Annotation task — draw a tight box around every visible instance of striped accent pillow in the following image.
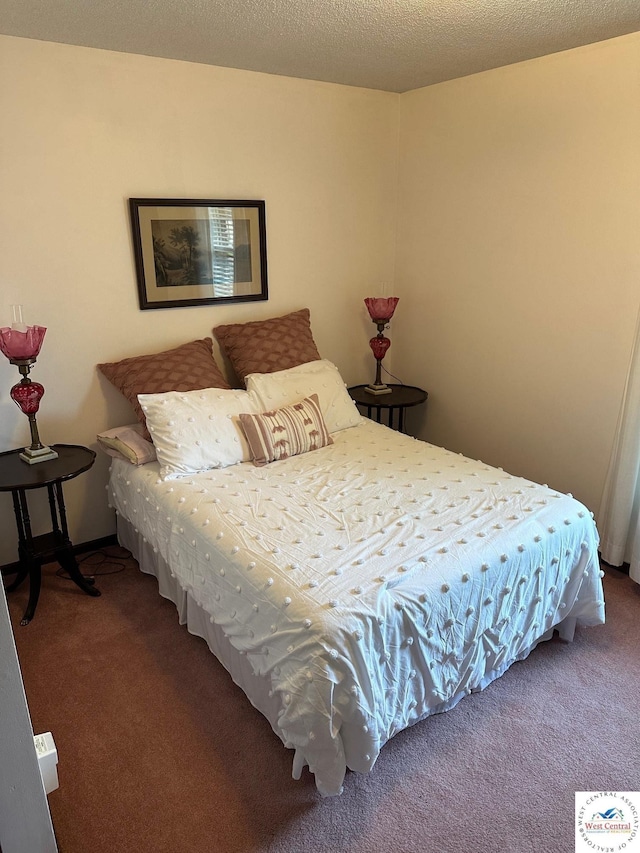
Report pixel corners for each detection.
[238,394,332,467]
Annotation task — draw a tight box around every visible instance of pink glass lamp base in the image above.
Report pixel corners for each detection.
[365,334,392,395]
[10,377,58,465]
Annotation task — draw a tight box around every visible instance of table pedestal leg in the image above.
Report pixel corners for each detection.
[20,562,41,626]
[57,550,101,597]
[5,562,29,593]
[54,481,100,597]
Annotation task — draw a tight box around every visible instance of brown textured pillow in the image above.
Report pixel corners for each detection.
[98,338,230,438]
[238,394,332,466]
[213,308,321,385]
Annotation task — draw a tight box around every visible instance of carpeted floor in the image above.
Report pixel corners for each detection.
[7,548,640,853]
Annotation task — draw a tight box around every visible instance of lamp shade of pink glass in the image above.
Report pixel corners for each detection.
[0,325,47,361]
[364,297,399,323]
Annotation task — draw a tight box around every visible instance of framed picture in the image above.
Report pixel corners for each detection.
[129,198,268,310]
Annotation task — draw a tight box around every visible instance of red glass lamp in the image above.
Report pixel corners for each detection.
[364,296,399,395]
[0,305,58,464]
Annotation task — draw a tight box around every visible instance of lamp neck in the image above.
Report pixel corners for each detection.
[374,357,383,387]
[26,411,44,451]
[15,361,35,382]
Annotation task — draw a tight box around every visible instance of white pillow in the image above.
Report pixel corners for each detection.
[138,387,261,480]
[245,359,361,434]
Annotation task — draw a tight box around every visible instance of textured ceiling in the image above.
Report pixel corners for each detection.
[1,0,639,92]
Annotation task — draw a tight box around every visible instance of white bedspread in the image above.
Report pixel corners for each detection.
[108,418,605,796]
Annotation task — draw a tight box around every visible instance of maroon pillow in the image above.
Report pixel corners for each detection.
[213,308,321,385]
[98,338,230,438]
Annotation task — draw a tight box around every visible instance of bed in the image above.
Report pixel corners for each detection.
[99,311,606,796]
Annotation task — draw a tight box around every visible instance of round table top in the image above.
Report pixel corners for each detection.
[0,444,96,492]
[348,384,428,409]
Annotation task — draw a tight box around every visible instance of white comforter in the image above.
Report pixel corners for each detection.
[108,418,605,796]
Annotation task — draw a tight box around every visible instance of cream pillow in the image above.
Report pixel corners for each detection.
[97,423,157,465]
[245,359,361,434]
[138,387,261,480]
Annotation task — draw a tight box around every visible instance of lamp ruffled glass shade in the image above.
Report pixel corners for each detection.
[364,297,399,323]
[0,325,47,361]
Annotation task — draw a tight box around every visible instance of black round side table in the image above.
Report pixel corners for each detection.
[0,444,100,625]
[348,384,428,433]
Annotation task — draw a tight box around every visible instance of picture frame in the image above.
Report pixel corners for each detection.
[129,198,268,310]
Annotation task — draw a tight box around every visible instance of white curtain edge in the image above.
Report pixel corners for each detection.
[597,301,640,584]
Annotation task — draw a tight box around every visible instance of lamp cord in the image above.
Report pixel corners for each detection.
[55,548,127,581]
[381,363,405,385]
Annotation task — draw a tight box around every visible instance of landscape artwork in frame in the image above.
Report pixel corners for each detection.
[129,198,268,310]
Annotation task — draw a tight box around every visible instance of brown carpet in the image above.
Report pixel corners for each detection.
[7,549,640,853]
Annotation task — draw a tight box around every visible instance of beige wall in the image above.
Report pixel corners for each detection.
[395,32,640,515]
[2,32,639,566]
[0,36,398,564]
